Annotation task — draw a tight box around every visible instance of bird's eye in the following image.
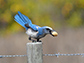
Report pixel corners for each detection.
[46,28,51,32]
[46,28,50,30]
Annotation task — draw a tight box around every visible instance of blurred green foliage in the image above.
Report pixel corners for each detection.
[0,0,84,35]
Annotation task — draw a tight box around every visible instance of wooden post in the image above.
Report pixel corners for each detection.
[27,42,43,63]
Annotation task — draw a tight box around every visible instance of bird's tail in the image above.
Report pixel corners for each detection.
[14,11,32,29]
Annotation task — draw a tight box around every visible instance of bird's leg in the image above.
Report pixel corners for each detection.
[37,39,39,42]
[37,39,42,42]
[29,37,31,40]
[29,37,36,42]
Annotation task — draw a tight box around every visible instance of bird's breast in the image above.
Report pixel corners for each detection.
[26,28,38,38]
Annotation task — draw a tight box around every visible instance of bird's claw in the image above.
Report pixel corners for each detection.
[32,40,37,42]
[29,37,42,42]
[38,40,42,42]
[32,40,42,42]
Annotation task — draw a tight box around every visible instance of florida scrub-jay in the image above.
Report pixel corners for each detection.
[14,11,58,42]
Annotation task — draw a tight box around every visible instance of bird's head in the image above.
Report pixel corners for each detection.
[43,26,58,37]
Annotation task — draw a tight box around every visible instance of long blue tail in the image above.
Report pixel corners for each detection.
[14,11,32,30]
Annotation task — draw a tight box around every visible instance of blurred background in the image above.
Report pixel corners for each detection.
[0,0,84,63]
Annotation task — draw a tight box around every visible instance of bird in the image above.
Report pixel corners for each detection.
[14,11,58,42]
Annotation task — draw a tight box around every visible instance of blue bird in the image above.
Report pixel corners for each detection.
[14,11,58,42]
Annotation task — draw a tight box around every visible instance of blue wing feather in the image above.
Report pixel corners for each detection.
[18,11,28,24]
[14,11,39,31]
[29,24,39,31]
[14,14,27,28]
[22,15,32,24]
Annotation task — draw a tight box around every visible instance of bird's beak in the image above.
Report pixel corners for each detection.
[50,30,58,37]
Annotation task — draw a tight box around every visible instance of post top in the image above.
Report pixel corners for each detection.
[27,42,42,45]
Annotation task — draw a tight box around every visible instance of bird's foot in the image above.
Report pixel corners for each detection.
[32,40,42,42]
[29,37,36,42]
[38,40,42,42]
[32,40,37,42]
[37,39,42,42]
[29,37,41,42]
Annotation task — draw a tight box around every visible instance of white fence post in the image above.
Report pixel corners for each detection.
[27,42,43,63]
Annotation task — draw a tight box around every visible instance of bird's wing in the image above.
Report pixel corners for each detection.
[25,24,39,31]
[14,14,28,29]
[14,11,38,31]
